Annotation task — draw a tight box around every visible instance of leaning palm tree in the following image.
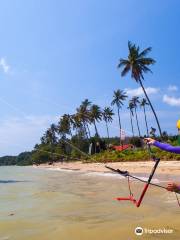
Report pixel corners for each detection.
[118,41,162,137]
[140,98,149,137]
[111,89,127,144]
[127,101,135,138]
[130,97,141,137]
[89,104,102,136]
[102,107,114,140]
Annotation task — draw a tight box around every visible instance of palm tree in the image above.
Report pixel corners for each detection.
[57,114,72,138]
[81,99,92,138]
[76,105,89,139]
[111,89,127,144]
[41,124,58,145]
[127,101,135,138]
[130,97,141,137]
[140,98,149,137]
[89,104,102,136]
[118,41,162,137]
[102,107,114,140]
[71,113,82,135]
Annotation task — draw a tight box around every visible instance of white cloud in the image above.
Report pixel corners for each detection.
[125,87,159,97]
[168,85,178,91]
[163,94,180,107]
[0,57,10,73]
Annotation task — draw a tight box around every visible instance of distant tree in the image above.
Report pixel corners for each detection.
[81,99,92,138]
[57,114,72,138]
[130,96,141,137]
[89,104,102,136]
[111,89,127,144]
[140,98,149,137]
[41,124,58,145]
[102,107,114,140]
[127,101,135,138]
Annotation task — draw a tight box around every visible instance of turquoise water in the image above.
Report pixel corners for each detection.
[0,166,179,240]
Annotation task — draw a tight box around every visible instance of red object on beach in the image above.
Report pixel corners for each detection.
[112,144,132,151]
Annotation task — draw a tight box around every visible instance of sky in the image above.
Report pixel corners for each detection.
[0,0,180,156]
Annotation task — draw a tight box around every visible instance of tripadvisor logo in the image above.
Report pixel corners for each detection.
[135,227,143,236]
[134,226,173,236]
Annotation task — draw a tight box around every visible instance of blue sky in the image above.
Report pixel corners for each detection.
[0,0,180,156]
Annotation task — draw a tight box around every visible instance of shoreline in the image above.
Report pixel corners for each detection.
[34,160,180,175]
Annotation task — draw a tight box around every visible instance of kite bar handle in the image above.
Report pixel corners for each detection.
[116,196,137,204]
[136,183,149,207]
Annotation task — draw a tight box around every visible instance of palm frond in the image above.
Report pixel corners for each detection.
[121,63,131,77]
[117,59,129,68]
[138,58,156,65]
[128,41,133,52]
[138,47,152,58]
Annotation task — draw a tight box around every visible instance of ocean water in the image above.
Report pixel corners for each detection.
[0,166,179,240]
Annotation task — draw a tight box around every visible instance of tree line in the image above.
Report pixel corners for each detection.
[1,41,167,165]
[31,41,164,164]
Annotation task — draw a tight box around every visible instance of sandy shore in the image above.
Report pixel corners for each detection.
[34,160,180,175]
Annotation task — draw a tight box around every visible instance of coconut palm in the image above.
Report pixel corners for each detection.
[81,99,92,138]
[57,114,72,138]
[118,41,162,137]
[127,101,135,138]
[71,113,82,135]
[102,107,114,140]
[140,98,149,137]
[43,124,58,145]
[130,97,141,137]
[89,104,102,136]
[111,89,127,143]
[76,105,90,139]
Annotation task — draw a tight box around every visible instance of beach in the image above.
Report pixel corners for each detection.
[35,160,180,175]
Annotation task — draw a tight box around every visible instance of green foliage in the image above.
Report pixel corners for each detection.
[16,152,33,166]
[85,146,180,163]
[0,152,32,166]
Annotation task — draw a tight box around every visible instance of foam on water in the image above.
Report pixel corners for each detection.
[45,167,76,172]
[84,171,124,178]
[43,167,163,183]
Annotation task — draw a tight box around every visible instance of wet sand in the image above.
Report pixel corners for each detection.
[35,160,180,175]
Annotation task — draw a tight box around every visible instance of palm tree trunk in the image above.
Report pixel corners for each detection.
[117,107,122,145]
[139,79,162,137]
[105,120,110,140]
[134,107,141,137]
[129,110,135,138]
[83,121,89,139]
[86,123,91,138]
[143,106,149,137]
[94,120,99,136]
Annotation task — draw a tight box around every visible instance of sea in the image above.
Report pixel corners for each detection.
[0,166,179,240]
